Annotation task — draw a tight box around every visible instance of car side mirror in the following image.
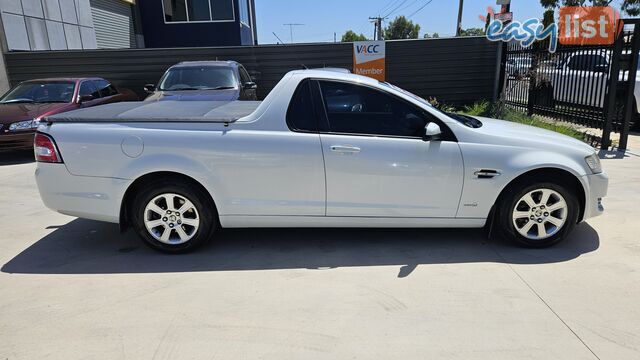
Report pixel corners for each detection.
[77,94,94,104]
[144,84,156,93]
[423,122,442,142]
[243,81,257,90]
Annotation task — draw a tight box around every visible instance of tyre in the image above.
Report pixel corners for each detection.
[495,181,579,248]
[131,179,217,253]
[632,109,640,132]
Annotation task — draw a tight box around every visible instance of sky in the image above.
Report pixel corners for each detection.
[254,0,629,44]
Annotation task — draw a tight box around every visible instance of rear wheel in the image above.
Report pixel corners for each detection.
[496,181,579,248]
[131,179,216,253]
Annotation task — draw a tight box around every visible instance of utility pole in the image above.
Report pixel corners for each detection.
[369,16,385,40]
[496,0,512,101]
[283,23,304,44]
[455,0,464,37]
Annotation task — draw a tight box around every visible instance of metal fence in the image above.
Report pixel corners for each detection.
[501,19,640,149]
[3,37,499,106]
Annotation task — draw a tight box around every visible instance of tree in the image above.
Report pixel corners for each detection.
[423,32,440,39]
[459,27,485,37]
[341,30,368,42]
[384,16,420,40]
[540,0,640,16]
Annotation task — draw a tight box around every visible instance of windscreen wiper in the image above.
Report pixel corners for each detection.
[165,87,201,91]
[201,86,236,90]
[1,99,35,104]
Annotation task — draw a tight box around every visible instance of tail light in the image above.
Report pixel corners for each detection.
[34,133,63,163]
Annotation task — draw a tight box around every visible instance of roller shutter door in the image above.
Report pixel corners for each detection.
[90,0,135,48]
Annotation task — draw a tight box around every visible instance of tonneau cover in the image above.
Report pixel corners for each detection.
[45,100,261,123]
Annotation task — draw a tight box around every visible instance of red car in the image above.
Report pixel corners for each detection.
[0,78,138,152]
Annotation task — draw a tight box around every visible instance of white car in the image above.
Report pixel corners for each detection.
[34,70,608,253]
[541,51,639,126]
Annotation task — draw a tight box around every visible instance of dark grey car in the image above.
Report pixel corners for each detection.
[144,61,258,102]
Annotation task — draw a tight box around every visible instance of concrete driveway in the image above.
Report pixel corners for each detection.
[0,147,639,360]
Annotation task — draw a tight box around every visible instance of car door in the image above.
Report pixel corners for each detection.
[316,80,464,218]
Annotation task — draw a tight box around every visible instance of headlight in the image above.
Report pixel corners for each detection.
[585,153,602,174]
[9,119,40,131]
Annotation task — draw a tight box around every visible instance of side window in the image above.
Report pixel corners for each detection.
[286,79,318,132]
[78,81,99,99]
[318,80,427,138]
[239,67,251,84]
[93,80,118,98]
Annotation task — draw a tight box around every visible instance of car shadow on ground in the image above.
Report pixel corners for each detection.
[0,150,34,166]
[1,219,600,276]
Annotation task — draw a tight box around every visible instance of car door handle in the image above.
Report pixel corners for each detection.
[331,145,361,154]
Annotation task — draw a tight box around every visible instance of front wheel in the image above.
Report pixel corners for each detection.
[496,182,579,248]
[131,180,217,253]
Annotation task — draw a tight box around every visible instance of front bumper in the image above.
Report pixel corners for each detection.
[581,172,609,221]
[0,131,35,151]
[35,163,131,224]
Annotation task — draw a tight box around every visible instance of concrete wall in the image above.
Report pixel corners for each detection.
[0,14,10,95]
[0,50,9,95]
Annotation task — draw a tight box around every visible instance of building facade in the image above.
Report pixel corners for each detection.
[138,0,257,48]
[0,0,257,51]
[0,0,99,51]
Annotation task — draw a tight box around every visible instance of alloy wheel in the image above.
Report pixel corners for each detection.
[512,188,568,241]
[143,193,200,245]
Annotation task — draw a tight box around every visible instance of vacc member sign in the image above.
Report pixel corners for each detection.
[353,41,386,81]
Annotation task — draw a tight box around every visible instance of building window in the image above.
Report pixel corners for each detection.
[163,0,234,23]
[238,0,250,26]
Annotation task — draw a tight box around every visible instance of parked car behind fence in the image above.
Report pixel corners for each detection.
[143,61,258,102]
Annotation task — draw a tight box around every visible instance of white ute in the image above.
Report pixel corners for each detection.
[35,70,609,253]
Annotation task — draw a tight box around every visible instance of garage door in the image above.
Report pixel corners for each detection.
[90,0,135,49]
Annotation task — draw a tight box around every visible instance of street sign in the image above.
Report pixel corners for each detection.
[353,41,386,81]
[495,12,513,22]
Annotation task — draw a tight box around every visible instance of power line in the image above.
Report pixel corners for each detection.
[354,0,393,35]
[378,0,405,15]
[392,0,423,15]
[407,0,435,19]
[384,0,411,18]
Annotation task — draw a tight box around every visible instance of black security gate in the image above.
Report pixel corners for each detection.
[501,19,640,150]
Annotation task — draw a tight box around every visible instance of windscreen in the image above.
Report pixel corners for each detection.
[379,81,482,128]
[0,82,75,104]
[158,66,238,91]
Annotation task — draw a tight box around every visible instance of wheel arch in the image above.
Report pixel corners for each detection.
[486,167,587,230]
[119,171,218,232]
